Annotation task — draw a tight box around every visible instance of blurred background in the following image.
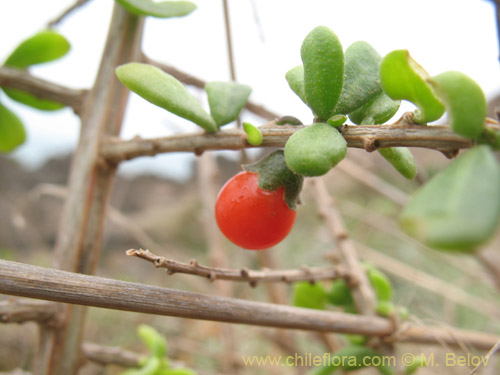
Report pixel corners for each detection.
[2,1,500,374]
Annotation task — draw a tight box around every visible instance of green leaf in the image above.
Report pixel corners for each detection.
[327,114,347,128]
[157,369,198,375]
[348,90,400,126]
[301,26,344,120]
[292,281,326,310]
[367,268,393,302]
[285,123,347,177]
[400,146,500,252]
[326,279,353,306]
[405,355,426,375]
[430,71,487,140]
[116,63,217,133]
[0,101,26,153]
[205,81,251,127]
[242,122,262,146]
[285,65,307,105]
[375,301,395,317]
[334,41,382,115]
[115,0,196,18]
[378,147,417,180]
[2,88,65,111]
[122,357,161,375]
[380,50,444,124]
[137,325,167,359]
[4,30,70,69]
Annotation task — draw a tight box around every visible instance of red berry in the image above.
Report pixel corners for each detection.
[215,171,296,250]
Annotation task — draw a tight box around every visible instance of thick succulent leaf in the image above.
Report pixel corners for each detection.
[0,102,26,153]
[348,91,400,125]
[430,71,487,140]
[137,324,166,359]
[242,122,262,146]
[380,50,444,124]
[115,0,196,18]
[378,147,417,180]
[400,146,500,252]
[285,65,307,105]
[116,63,217,133]
[285,123,347,177]
[334,41,382,115]
[3,30,70,69]
[205,81,251,127]
[292,282,326,310]
[2,88,65,111]
[301,26,344,120]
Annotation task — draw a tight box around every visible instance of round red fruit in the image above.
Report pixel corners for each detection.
[215,171,296,250]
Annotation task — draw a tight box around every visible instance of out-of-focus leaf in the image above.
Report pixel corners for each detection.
[137,325,167,359]
[380,50,444,124]
[292,281,326,310]
[205,81,251,127]
[115,0,196,18]
[430,71,487,140]
[400,146,500,252]
[2,88,65,111]
[0,102,26,153]
[4,30,70,69]
[116,63,217,132]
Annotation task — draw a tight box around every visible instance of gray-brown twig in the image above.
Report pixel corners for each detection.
[126,248,350,285]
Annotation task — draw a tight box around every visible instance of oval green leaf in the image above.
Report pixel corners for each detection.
[4,30,70,69]
[301,26,344,121]
[378,147,417,180]
[242,122,262,146]
[348,91,400,125]
[400,146,500,252]
[430,71,487,140]
[116,63,217,133]
[326,279,353,306]
[137,324,167,359]
[380,50,444,124]
[115,0,196,18]
[285,123,347,177]
[334,41,382,115]
[285,65,307,105]
[2,88,65,111]
[205,81,251,127]
[367,268,393,302]
[292,281,326,310]
[0,102,26,153]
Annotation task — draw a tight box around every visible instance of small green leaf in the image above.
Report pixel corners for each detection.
[400,146,500,252]
[137,325,167,359]
[4,30,70,69]
[348,90,400,126]
[301,26,344,120]
[116,63,217,133]
[378,147,417,180]
[157,369,198,375]
[430,71,487,140]
[334,41,382,115]
[375,301,395,317]
[0,102,26,153]
[380,50,444,124]
[285,123,347,177]
[122,357,161,375]
[2,88,65,111]
[405,355,426,375]
[326,279,353,306]
[243,122,262,146]
[205,81,251,127]
[292,281,327,310]
[367,268,393,302]
[115,0,196,18]
[327,114,347,128]
[285,65,307,105]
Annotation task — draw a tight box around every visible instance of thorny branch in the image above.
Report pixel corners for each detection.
[126,248,351,285]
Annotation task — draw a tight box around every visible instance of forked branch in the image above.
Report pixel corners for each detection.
[126,248,350,285]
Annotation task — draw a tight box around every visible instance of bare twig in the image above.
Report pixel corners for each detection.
[0,299,57,324]
[0,66,87,114]
[100,122,479,164]
[470,338,500,374]
[126,248,349,284]
[312,178,377,316]
[48,0,94,27]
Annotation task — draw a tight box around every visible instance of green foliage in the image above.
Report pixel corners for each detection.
[380,50,445,124]
[284,123,347,176]
[348,91,400,126]
[285,65,307,104]
[404,355,426,375]
[377,147,417,180]
[326,279,353,306]
[205,81,251,127]
[0,102,26,153]
[366,267,393,302]
[242,122,262,146]
[122,325,197,375]
[400,146,500,252]
[115,0,196,18]
[292,281,327,310]
[301,26,344,120]
[430,71,487,139]
[116,63,217,133]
